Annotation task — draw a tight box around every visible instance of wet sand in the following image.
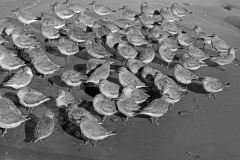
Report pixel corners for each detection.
[0,0,240,160]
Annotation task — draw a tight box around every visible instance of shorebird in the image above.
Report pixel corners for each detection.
[40,23,60,41]
[93,93,118,121]
[171,3,193,18]
[154,72,185,92]
[125,30,148,47]
[3,67,33,89]
[26,45,47,61]
[40,13,66,30]
[161,19,179,35]
[99,79,120,99]
[118,6,139,21]
[31,55,64,79]
[0,94,29,137]
[181,53,207,70]
[141,65,161,85]
[139,44,155,64]
[100,17,122,33]
[89,1,116,17]
[65,23,88,43]
[210,34,231,52]
[67,103,100,126]
[57,36,79,62]
[116,41,138,59]
[11,8,40,29]
[61,70,87,91]
[78,117,116,147]
[77,11,98,27]
[124,23,144,38]
[92,22,112,39]
[177,31,197,46]
[209,47,237,71]
[86,58,108,74]
[174,64,199,85]
[0,51,26,73]
[137,12,156,28]
[158,42,176,68]
[85,61,113,84]
[149,24,166,39]
[72,18,88,31]
[55,89,81,108]
[17,86,50,113]
[135,94,170,125]
[191,26,211,51]
[106,32,123,49]
[85,38,112,59]
[122,84,150,104]
[62,0,89,14]
[116,94,141,122]
[118,67,146,88]
[161,85,186,104]
[33,110,55,143]
[187,44,211,60]
[125,58,145,74]
[201,76,230,98]
[160,7,181,22]
[11,30,41,50]
[140,2,156,17]
[2,25,32,38]
[51,2,76,20]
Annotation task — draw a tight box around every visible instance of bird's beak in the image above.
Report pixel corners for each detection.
[89,2,94,5]
[118,7,124,10]
[86,8,90,10]
[62,0,67,4]
[11,9,17,12]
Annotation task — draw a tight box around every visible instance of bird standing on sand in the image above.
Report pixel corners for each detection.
[33,110,55,143]
[89,1,116,17]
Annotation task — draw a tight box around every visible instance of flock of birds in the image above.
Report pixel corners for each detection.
[0,0,238,148]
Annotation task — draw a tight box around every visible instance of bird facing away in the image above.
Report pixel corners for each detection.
[118,6,139,21]
[0,94,30,137]
[140,2,156,17]
[170,3,193,18]
[33,110,55,143]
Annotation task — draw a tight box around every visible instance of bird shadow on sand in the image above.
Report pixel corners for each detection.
[83,84,100,98]
[3,91,19,104]
[187,82,208,94]
[48,75,65,87]
[74,50,93,60]
[57,108,88,144]
[45,45,66,59]
[73,63,86,73]
[23,114,39,143]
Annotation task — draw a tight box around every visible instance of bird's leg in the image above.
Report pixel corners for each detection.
[38,140,42,144]
[102,115,106,122]
[93,140,97,147]
[206,93,212,99]
[220,65,227,71]
[65,55,70,63]
[202,43,206,51]
[1,128,7,137]
[212,93,217,99]
[155,117,160,125]
[122,116,128,123]
[150,117,154,124]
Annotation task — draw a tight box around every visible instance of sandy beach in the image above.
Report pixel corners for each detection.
[0,0,240,159]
